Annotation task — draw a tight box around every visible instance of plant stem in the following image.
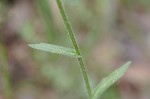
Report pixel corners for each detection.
[0,44,13,99]
[56,0,92,98]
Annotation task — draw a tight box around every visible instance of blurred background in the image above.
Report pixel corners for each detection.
[0,0,150,99]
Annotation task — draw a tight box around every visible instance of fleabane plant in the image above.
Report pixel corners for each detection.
[29,0,132,99]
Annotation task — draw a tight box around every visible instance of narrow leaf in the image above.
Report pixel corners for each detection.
[92,61,132,99]
[28,43,81,58]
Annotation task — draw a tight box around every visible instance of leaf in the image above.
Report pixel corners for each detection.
[92,61,132,99]
[28,43,81,58]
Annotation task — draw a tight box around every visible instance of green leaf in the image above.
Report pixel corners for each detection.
[92,61,132,99]
[28,43,81,58]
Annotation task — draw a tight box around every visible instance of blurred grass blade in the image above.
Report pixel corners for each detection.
[92,61,132,99]
[28,43,81,58]
[37,0,56,42]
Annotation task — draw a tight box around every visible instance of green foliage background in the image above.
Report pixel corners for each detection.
[0,0,150,99]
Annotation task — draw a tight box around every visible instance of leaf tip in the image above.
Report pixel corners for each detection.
[28,44,34,48]
[124,61,132,68]
[127,61,132,65]
[28,44,32,46]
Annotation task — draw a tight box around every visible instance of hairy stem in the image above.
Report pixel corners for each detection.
[56,0,92,98]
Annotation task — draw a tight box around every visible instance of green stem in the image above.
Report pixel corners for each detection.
[0,42,13,99]
[56,0,92,98]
